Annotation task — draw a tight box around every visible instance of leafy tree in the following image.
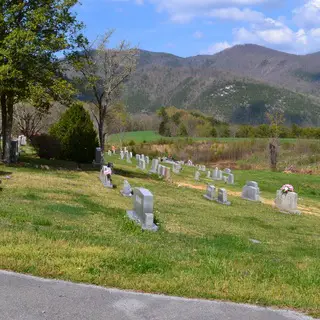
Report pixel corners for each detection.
[0,0,82,162]
[70,30,138,165]
[50,102,98,164]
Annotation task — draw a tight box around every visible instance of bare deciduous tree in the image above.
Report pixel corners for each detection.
[266,106,285,171]
[14,103,49,138]
[71,30,138,164]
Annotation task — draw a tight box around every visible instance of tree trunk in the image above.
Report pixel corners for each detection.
[1,93,14,163]
[269,139,278,171]
[98,120,105,166]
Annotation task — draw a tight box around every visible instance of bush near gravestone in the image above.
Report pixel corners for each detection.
[50,102,98,163]
[30,134,61,160]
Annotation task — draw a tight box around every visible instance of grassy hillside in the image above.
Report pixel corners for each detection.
[0,152,319,317]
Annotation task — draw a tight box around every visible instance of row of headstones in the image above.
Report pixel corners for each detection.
[203,181,300,214]
[194,167,234,185]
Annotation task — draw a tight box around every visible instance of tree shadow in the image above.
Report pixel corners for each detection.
[0,170,13,176]
[114,167,157,180]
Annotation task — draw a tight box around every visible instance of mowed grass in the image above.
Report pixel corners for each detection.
[107,130,309,145]
[0,154,320,317]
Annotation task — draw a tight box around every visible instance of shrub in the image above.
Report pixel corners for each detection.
[50,102,98,163]
[30,134,61,160]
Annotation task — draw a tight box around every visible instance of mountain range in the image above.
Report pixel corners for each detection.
[79,44,320,125]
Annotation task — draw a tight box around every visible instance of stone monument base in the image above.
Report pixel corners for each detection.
[126,210,159,231]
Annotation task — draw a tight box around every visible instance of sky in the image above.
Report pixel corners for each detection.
[75,0,320,57]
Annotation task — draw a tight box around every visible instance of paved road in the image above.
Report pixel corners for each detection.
[0,270,316,320]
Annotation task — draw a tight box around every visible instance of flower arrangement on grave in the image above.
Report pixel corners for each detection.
[281,184,294,195]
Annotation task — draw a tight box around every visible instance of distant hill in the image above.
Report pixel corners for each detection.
[72,44,320,125]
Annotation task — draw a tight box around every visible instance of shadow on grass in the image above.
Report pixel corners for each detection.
[114,167,160,181]
[0,170,13,176]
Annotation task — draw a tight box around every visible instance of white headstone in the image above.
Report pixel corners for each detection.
[121,180,132,197]
[150,159,159,174]
[242,181,260,202]
[203,185,216,201]
[275,190,301,214]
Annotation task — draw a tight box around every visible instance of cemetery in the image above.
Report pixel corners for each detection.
[0,147,320,318]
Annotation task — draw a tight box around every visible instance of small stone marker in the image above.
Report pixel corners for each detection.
[195,171,200,181]
[227,173,234,185]
[242,181,260,202]
[99,166,113,188]
[275,191,301,214]
[172,163,181,174]
[121,180,132,197]
[203,185,216,201]
[216,188,231,205]
[164,167,171,180]
[139,159,146,170]
[126,152,132,163]
[213,168,222,180]
[126,188,158,231]
[150,159,159,174]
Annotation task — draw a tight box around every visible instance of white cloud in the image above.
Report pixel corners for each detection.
[201,41,232,54]
[150,0,274,23]
[193,31,204,39]
[293,0,320,29]
[208,7,264,23]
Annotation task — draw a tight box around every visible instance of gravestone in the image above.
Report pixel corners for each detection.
[107,150,112,156]
[164,167,171,180]
[112,149,116,154]
[10,140,19,163]
[146,156,150,165]
[120,150,124,160]
[121,180,133,197]
[95,147,102,165]
[275,191,301,214]
[199,165,206,172]
[136,154,140,161]
[172,163,181,174]
[242,181,260,202]
[195,171,200,181]
[213,168,222,180]
[127,188,158,231]
[203,185,216,201]
[22,135,27,146]
[99,166,113,188]
[139,159,146,170]
[223,176,228,183]
[150,159,159,174]
[157,164,163,176]
[140,154,145,162]
[224,168,232,174]
[207,171,211,178]
[227,173,234,185]
[216,188,231,205]
[124,147,127,152]
[130,152,133,158]
[161,165,166,177]
[126,152,132,163]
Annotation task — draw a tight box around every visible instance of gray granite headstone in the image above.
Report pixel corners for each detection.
[227,173,234,184]
[95,147,101,165]
[10,140,19,163]
[216,188,231,205]
[150,159,159,174]
[213,168,222,180]
[121,180,132,197]
[127,188,158,231]
[242,181,260,202]
[203,185,216,201]
[275,190,301,214]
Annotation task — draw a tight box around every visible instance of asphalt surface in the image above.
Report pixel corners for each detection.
[0,270,316,320]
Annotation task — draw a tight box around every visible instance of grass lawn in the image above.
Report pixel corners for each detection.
[0,153,320,317]
[107,130,313,145]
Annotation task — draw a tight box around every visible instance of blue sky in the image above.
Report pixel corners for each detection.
[75,0,320,57]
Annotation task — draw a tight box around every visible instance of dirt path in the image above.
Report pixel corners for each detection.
[176,182,320,217]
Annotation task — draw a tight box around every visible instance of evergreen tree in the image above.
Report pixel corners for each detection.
[50,103,98,163]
